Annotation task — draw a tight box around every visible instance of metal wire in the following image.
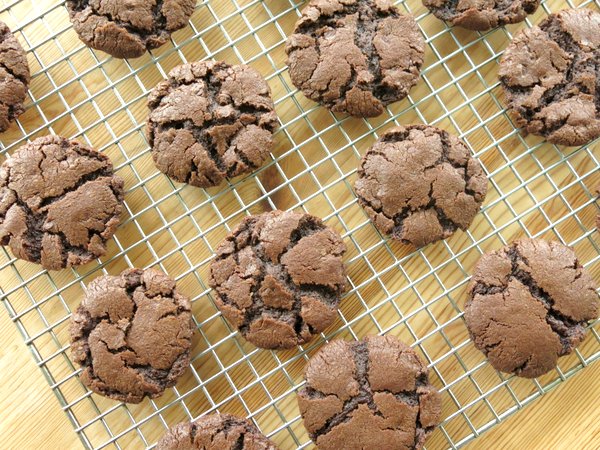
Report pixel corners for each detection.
[0,0,599,449]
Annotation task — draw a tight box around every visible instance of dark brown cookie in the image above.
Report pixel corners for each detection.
[70,268,194,403]
[285,0,425,117]
[0,22,30,132]
[156,413,278,450]
[466,238,599,378]
[66,0,196,59]
[0,136,124,270]
[423,0,540,31]
[147,61,279,188]
[209,210,347,350]
[297,335,442,450]
[499,8,600,147]
[354,125,488,247]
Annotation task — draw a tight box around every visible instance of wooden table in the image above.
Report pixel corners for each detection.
[2,309,599,449]
[0,0,599,448]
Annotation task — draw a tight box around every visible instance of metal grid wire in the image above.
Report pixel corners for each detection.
[0,0,599,448]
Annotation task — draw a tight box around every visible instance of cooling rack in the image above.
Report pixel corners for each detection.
[0,0,599,448]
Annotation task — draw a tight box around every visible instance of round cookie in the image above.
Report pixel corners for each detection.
[0,21,30,132]
[354,125,488,247]
[423,0,540,31]
[285,0,425,117]
[499,8,600,147]
[0,135,124,270]
[66,0,196,59]
[297,335,442,450]
[156,414,278,450]
[70,268,194,403]
[209,210,347,350]
[147,61,279,188]
[465,238,599,379]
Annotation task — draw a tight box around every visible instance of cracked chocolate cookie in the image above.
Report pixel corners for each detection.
[465,238,599,378]
[499,8,600,147]
[354,125,488,247]
[66,0,196,59]
[147,61,279,188]
[423,0,540,31]
[70,268,194,403]
[0,21,30,132]
[297,335,442,450]
[0,136,124,270]
[209,210,347,350]
[156,413,278,450]
[285,0,425,117]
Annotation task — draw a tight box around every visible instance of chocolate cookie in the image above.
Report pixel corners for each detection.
[147,61,279,188]
[70,268,194,403]
[297,335,442,450]
[156,414,278,450]
[423,0,540,31]
[499,8,600,147]
[66,0,196,59]
[465,238,599,378]
[0,22,30,132]
[0,136,124,270]
[285,0,425,117]
[354,125,488,247]
[209,210,347,350]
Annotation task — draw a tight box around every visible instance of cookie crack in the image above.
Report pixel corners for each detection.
[231,433,245,450]
[150,68,275,185]
[310,341,373,439]
[0,56,29,86]
[310,341,427,441]
[471,244,589,355]
[189,421,198,443]
[290,1,401,108]
[242,221,328,338]
[3,178,108,266]
[508,247,588,354]
[216,215,340,344]
[38,166,114,209]
[75,275,192,395]
[358,127,477,242]
[69,0,170,42]
[507,15,600,137]
[344,5,382,102]
[1,192,45,261]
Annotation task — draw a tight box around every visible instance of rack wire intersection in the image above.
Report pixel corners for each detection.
[0,0,599,448]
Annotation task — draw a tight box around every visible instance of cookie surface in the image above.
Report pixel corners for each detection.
[0,135,124,270]
[285,0,425,117]
[71,268,194,403]
[499,8,600,146]
[66,0,196,58]
[423,0,540,31]
[0,21,30,132]
[298,335,442,450]
[148,61,279,188]
[354,125,487,247]
[466,238,599,378]
[156,413,278,450]
[209,210,346,349]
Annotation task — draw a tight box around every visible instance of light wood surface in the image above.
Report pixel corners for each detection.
[2,310,599,449]
[0,0,599,449]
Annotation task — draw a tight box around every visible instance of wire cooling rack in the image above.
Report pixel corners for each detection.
[0,0,599,448]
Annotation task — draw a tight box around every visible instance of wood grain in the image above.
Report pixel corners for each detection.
[0,0,598,449]
[2,308,599,448]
